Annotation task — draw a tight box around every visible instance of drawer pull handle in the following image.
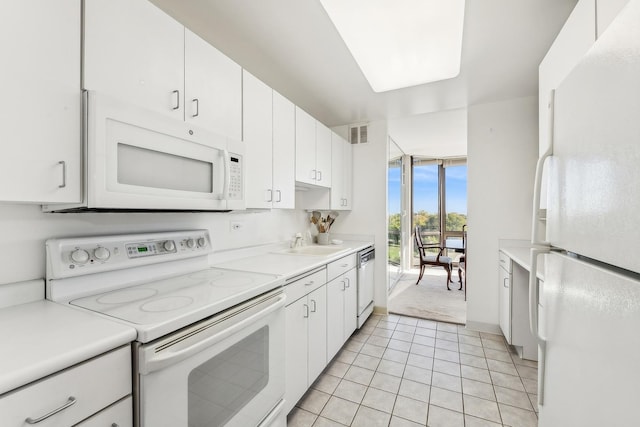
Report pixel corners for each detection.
[26,396,76,424]
[305,280,315,286]
[340,264,348,267]
[172,90,180,110]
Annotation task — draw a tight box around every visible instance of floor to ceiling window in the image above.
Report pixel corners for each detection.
[412,158,467,265]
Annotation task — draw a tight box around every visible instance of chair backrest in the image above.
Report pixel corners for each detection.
[414,226,423,249]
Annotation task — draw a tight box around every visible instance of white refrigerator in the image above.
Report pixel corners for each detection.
[530,1,640,426]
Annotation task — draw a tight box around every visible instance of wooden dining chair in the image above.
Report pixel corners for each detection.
[414,227,454,289]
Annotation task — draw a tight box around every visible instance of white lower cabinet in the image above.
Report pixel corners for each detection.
[326,254,358,361]
[76,396,132,427]
[327,268,357,361]
[284,269,327,414]
[0,346,131,427]
[498,253,512,343]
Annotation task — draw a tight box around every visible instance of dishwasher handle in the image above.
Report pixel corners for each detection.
[358,248,375,267]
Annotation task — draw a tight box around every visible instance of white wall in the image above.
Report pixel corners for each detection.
[388,108,467,158]
[466,96,538,331]
[330,120,389,311]
[0,204,307,285]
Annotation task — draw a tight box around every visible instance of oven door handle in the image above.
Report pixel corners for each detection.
[141,293,286,374]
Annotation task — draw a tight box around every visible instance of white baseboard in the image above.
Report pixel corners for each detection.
[464,320,502,335]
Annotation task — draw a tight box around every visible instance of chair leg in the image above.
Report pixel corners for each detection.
[416,264,425,285]
[445,265,451,290]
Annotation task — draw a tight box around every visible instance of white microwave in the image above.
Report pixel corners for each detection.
[43,91,245,212]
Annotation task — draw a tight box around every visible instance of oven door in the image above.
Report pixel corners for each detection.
[86,90,245,211]
[136,290,285,427]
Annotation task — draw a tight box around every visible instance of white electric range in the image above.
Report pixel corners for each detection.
[46,230,286,427]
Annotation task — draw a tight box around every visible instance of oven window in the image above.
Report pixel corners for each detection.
[188,326,269,426]
[117,143,214,193]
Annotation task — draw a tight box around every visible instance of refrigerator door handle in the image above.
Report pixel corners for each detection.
[531,89,555,245]
[529,246,549,406]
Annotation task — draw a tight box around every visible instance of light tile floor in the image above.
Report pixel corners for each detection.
[287,313,538,427]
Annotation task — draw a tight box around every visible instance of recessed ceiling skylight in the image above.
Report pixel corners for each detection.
[319,0,465,93]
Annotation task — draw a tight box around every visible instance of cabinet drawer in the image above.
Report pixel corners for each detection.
[327,254,357,281]
[285,268,326,305]
[76,395,132,427]
[0,346,131,427]
[499,251,512,273]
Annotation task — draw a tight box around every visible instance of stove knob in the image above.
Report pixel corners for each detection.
[186,238,196,249]
[70,249,90,264]
[197,237,206,248]
[163,240,175,251]
[94,247,110,261]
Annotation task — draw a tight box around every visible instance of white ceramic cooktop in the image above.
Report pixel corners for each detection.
[70,267,283,343]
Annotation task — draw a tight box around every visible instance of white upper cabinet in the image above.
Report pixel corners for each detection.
[243,70,274,209]
[596,0,631,37]
[272,91,296,209]
[184,29,242,140]
[84,0,241,139]
[539,0,596,156]
[295,107,317,185]
[295,107,331,188]
[243,72,295,209]
[84,0,184,120]
[0,0,81,203]
[330,132,353,210]
[315,122,332,188]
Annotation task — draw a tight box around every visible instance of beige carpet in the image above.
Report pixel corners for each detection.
[388,268,466,325]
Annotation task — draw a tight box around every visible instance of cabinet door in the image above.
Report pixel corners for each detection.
[326,276,345,361]
[84,0,184,118]
[0,0,81,203]
[330,133,353,210]
[184,29,241,140]
[315,122,332,188]
[272,91,296,209]
[539,0,596,156]
[76,396,132,427]
[343,141,353,209]
[295,107,316,185]
[499,266,512,343]
[343,269,358,339]
[284,297,309,414]
[308,286,327,384]
[243,70,273,209]
[330,132,345,209]
[596,0,630,38]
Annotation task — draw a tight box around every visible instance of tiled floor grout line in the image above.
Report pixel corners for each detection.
[289,313,538,427]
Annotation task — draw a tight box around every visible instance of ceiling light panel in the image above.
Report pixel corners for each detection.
[320,0,465,92]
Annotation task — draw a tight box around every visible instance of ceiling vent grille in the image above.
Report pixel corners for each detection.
[349,124,369,144]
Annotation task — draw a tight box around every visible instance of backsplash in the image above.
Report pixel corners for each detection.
[0,204,308,285]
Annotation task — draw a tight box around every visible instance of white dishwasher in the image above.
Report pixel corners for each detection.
[356,247,375,328]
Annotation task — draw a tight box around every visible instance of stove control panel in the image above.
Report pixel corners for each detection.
[46,230,212,280]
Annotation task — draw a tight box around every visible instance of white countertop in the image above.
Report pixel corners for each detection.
[212,240,373,279]
[0,239,372,397]
[0,300,136,396]
[500,246,545,281]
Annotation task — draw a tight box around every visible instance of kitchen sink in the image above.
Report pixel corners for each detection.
[275,245,351,257]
